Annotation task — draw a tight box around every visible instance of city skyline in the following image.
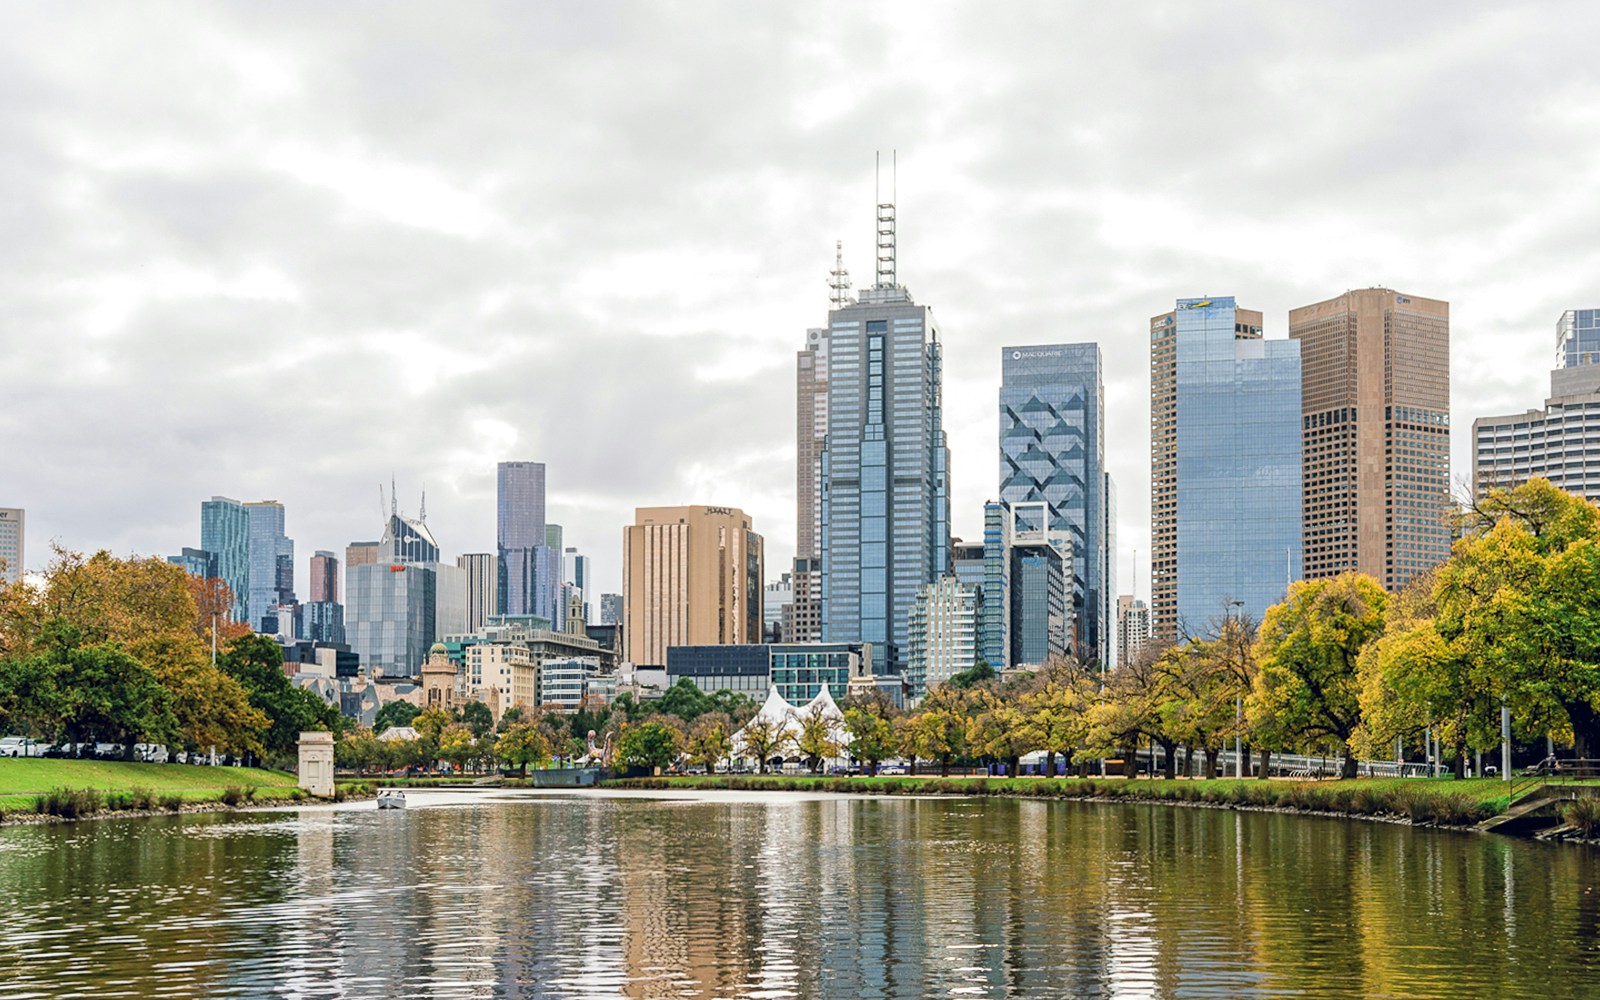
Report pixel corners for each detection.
[4,4,1598,608]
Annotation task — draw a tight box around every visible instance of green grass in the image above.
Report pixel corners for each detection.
[604,774,1528,827]
[0,759,299,815]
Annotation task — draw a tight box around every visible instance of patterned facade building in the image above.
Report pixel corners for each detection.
[622,505,764,667]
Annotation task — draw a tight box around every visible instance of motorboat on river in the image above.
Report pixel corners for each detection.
[376,789,406,810]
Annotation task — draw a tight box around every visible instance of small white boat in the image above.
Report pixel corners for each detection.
[376,789,406,810]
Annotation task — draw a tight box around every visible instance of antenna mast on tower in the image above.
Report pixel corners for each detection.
[875,150,897,287]
[390,475,398,517]
[828,240,852,307]
[419,488,427,524]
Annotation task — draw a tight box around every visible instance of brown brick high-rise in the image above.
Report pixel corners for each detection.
[1290,288,1450,591]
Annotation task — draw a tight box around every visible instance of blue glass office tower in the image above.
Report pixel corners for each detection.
[245,501,294,632]
[1149,297,1302,640]
[819,269,951,674]
[200,497,250,622]
[999,344,1110,664]
[498,461,559,622]
[1558,309,1600,369]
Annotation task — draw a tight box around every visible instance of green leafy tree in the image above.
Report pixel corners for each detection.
[495,722,548,776]
[374,700,420,735]
[618,719,684,771]
[337,726,382,773]
[656,678,715,721]
[458,700,495,739]
[904,687,969,776]
[438,723,477,772]
[1249,573,1387,777]
[218,633,338,759]
[134,633,266,759]
[948,659,997,690]
[686,714,732,772]
[843,706,895,774]
[495,706,525,734]
[56,642,172,758]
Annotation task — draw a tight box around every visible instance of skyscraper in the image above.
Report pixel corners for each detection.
[0,507,24,583]
[600,593,624,626]
[1007,502,1069,667]
[1117,595,1150,667]
[906,577,978,699]
[1475,309,1600,501]
[347,512,451,678]
[457,553,498,633]
[622,505,763,667]
[244,501,294,632]
[497,461,551,619]
[201,497,250,621]
[793,319,832,644]
[999,343,1110,663]
[1290,288,1450,590]
[818,198,951,674]
[1150,297,1302,641]
[309,550,339,604]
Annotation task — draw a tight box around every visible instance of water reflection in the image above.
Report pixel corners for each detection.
[1,792,1599,998]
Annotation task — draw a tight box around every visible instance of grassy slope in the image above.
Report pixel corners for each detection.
[603,774,1564,826]
[0,759,295,797]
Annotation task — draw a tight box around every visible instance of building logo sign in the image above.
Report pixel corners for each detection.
[1011,350,1063,360]
[704,507,733,516]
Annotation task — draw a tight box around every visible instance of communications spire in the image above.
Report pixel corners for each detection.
[828,239,853,307]
[875,149,897,288]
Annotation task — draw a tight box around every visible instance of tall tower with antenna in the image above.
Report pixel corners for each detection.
[815,152,952,686]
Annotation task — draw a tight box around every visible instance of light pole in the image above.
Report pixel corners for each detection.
[1227,600,1245,779]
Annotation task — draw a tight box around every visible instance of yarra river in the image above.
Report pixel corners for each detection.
[1,787,1598,998]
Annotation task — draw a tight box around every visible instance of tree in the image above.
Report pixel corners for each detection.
[738,715,789,773]
[904,688,969,776]
[218,633,338,759]
[495,706,525,734]
[686,714,732,772]
[374,700,420,736]
[337,727,382,773]
[948,660,997,690]
[843,707,895,774]
[796,705,842,773]
[966,693,1032,777]
[495,722,548,776]
[656,678,715,721]
[1249,573,1387,778]
[438,723,477,772]
[55,642,171,758]
[458,700,495,740]
[618,719,684,771]
[133,632,266,759]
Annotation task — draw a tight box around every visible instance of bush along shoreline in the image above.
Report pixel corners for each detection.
[0,781,375,825]
[602,775,1508,829]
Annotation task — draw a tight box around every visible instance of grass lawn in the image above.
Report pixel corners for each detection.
[605,773,1600,826]
[0,758,295,801]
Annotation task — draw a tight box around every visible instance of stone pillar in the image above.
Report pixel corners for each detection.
[298,731,335,798]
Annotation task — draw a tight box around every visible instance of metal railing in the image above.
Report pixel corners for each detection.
[1510,758,1600,804]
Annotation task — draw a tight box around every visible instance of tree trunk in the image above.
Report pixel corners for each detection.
[1569,700,1600,760]
[758,756,767,775]
[1257,748,1271,779]
[1341,749,1358,779]
[940,755,951,777]
[1008,754,1021,779]
[1043,750,1054,779]
[1204,748,1219,779]
[1159,740,1176,780]
[1121,751,1137,779]
[1451,747,1466,780]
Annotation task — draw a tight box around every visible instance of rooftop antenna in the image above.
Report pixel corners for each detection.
[419,488,427,523]
[876,150,897,288]
[828,239,852,307]
[390,474,398,517]
[378,483,387,523]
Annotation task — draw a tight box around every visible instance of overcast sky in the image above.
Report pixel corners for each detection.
[5,1,1598,602]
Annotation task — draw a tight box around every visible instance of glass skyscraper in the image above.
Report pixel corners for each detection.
[819,273,951,674]
[999,343,1110,664]
[244,501,294,633]
[1150,296,1303,639]
[200,497,250,622]
[498,461,546,617]
[1558,309,1600,369]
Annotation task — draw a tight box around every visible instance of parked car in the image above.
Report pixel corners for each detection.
[0,737,40,758]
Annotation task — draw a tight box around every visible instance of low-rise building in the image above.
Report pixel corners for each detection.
[665,642,873,704]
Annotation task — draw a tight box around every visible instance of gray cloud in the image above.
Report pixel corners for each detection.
[4,1,1600,602]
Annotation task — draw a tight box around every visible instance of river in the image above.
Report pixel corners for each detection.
[1,787,1596,998]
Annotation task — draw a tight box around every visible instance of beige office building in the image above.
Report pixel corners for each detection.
[790,326,829,643]
[1290,288,1450,591]
[0,507,22,583]
[622,505,763,667]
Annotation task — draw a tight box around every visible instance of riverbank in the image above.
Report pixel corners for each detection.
[604,774,1519,828]
[0,759,369,823]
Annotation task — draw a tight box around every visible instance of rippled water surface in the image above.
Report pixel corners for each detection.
[2,788,1599,998]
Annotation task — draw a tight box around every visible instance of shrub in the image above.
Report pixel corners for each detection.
[1565,797,1600,838]
[128,787,156,811]
[37,788,104,819]
[220,786,246,807]
[159,794,184,812]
